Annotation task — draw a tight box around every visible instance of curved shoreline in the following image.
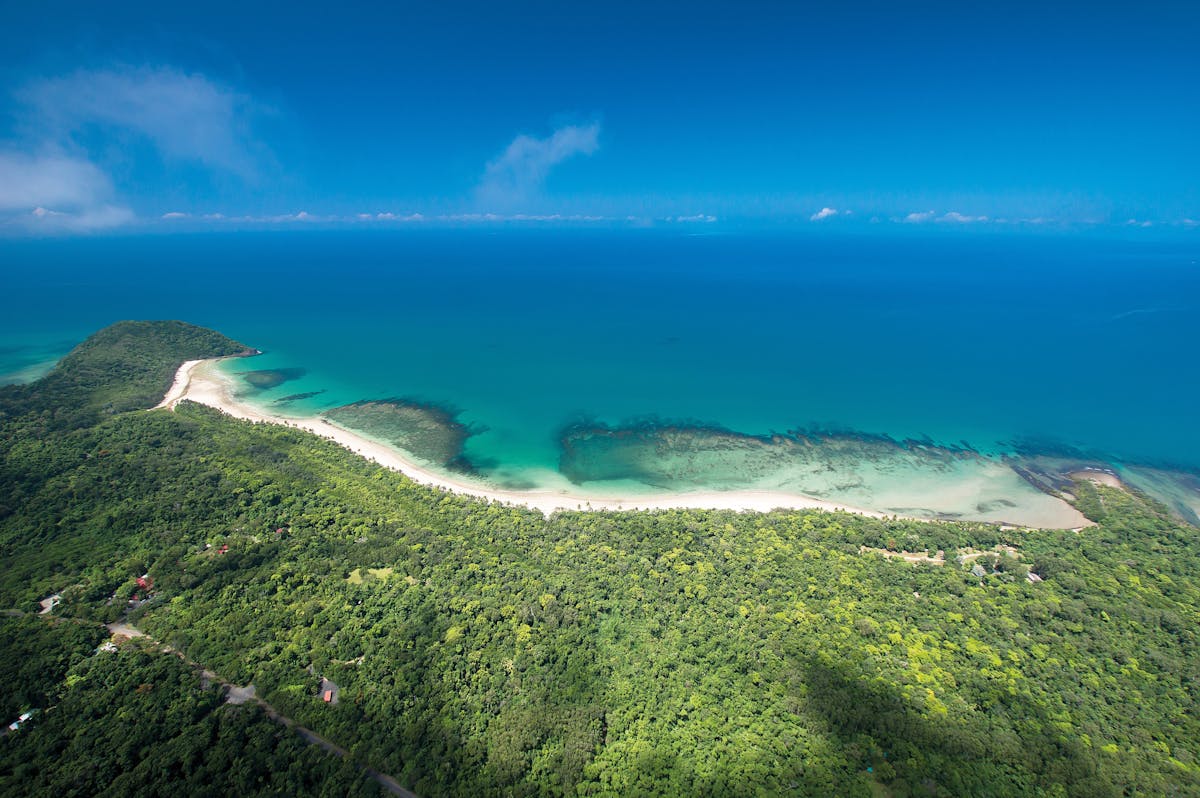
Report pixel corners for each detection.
[154,359,205,410]
[160,358,1089,527]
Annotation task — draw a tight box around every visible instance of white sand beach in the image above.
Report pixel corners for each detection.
[160,358,1090,528]
[154,359,205,409]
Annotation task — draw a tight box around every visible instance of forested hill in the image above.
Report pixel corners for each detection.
[0,319,248,431]
[2,322,1200,797]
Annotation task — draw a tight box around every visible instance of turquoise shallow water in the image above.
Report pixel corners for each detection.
[2,230,1198,485]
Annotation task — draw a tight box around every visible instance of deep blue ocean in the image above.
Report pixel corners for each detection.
[2,230,1197,473]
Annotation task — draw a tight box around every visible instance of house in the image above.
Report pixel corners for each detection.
[8,711,36,732]
[319,677,339,705]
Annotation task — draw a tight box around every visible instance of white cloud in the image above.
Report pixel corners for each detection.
[666,214,717,223]
[1,65,271,234]
[939,211,989,223]
[0,151,114,210]
[370,212,425,222]
[435,212,612,223]
[512,213,607,222]
[352,211,425,222]
[903,211,936,223]
[810,207,838,221]
[476,122,599,207]
[440,213,496,222]
[0,151,134,231]
[251,210,317,223]
[20,66,263,177]
[196,210,323,224]
[22,203,135,232]
[68,205,137,229]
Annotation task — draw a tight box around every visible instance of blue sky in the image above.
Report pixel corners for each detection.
[1,1,1197,233]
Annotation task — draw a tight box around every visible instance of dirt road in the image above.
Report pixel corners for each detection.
[103,619,417,797]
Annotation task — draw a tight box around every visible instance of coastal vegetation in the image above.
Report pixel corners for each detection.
[2,322,1199,796]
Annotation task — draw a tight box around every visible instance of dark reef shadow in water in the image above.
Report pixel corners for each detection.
[273,389,327,404]
[555,418,1200,526]
[323,397,488,474]
[237,367,308,390]
[557,416,983,490]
